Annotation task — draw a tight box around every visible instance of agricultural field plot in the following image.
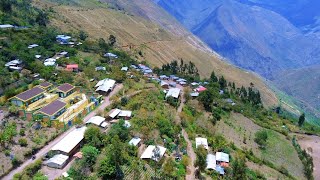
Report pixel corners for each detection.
[215,113,305,179]
[0,114,63,177]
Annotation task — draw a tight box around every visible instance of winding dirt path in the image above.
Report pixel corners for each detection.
[175,90,197,180]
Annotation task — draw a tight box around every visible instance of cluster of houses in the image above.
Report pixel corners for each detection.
[195,137,230,175]
[9,82,103,123]
[5,59,23,71]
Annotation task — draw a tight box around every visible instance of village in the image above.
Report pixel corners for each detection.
[0,24,234,179]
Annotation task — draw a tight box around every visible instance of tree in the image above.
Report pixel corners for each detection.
[230,157,247,180]
[98,155,117,179]
[162,157,176,178]
[210,71,218,82]
[0,0,12,13]
[254,130,268,149]
[81,146,100,168]
[195,146,207,171]
[18,138,28,147]
[84,126,105,148]
[36,11,49,26]
[79,30,88,41]
[109,35,117,46]
[298,113,305,127]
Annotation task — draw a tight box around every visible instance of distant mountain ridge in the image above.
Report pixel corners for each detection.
[156,0,320,79]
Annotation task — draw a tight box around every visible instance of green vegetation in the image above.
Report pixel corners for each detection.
[13,160,45,180]
[292,136,314,180]
[254,130,268,149]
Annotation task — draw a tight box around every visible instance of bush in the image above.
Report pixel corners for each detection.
[12,157,22,167]
[254,130,268,149]
[19,129,25,136]
[18,138,28,147]
[4,150,10,156]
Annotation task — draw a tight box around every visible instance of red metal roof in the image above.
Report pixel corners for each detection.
[66,64,78,69]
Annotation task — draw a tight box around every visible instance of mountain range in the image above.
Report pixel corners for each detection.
[156,0,320,121]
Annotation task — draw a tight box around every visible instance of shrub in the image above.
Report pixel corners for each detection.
[254,130,268,149]
[19,129,25,136]
[12,157,22,167]
[18,138,28,147]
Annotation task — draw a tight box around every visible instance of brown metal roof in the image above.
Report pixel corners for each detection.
[15,87,45,101]
[38,100,66,116]
[57,83,74,93]
[39,82,52,88]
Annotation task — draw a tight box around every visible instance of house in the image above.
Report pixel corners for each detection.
[37,100,67,120]
[66,64,79,72]
[206,154,216,170]
[190,92,199,97]
[0,24,14,29]
[95,66,106,71]
[59,51,68,57]
[108,109,121,119]
[140,145,167,161]
[160,81,169,89]
[28,44,39,49]
[51,126,87,156]
[104,52,118,59]
[44,58,56,66]
[45,154,69,169]
[118,110,132,120]
[56,35,71,44]
[129,137,141,147]
[215,165,225,175]
[216,152,229,163]
[86,116,105,127]
[35,55,41,59]
[191,82,199,86]
[195,137,209,149]
[10,87,45,108]
[195,86,207,92]
[159,75,169,80]
[39,82,53,91]
[5,59,23,71]
[166,88,181,99]
[179,81,187,86]
[121,67,128,71]
[108,109,132,120]
[95,79,116,95]
[56,83,75,98]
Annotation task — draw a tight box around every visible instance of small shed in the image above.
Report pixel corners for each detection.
[129,137,141,146]
[86,116,105,127]
[195,137,208,149]
[66,64,79,72]
[45,154,69,169]
[160,81,169,89]
[216,152,229,163]
[206,154,217,170]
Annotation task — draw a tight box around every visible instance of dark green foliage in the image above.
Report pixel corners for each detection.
[166,96,178,107]
[195,146,207,171]
[84,126,105,148]
[254,130,268,149]
[230,157,247,180]
[108,35,116,46]
[298,113,305,127]
[18,138,28,147]
[157,60,200,81]
[107,120,129,141]
[79,30,88,41]
[81,146,100,167]
[121,97,128,106]
[292,136,314,180]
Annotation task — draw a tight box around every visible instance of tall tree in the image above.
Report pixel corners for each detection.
[230,157,247,180]
[298,113,305,127]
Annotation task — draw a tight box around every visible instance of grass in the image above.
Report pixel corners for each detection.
[260,130,305,179]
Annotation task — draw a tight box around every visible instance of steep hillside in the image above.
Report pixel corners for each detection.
[156,0,320,79]
[33,0,278,107]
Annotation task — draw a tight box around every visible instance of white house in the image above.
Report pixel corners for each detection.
[216,152,229,163]
[129,137,141,146]
[45,154,69,169]
[121,67,128,71]
[86,116,105,127]
[166,88,181,99]
[51,127,87,156]
[104,52,118,58]
[141,145,166,161]
[0,24,14,29]
[109,108,121,119]
[44,58,56,66]
[95,79,116,94]
[195,137,209,149]
[206,154,217,170]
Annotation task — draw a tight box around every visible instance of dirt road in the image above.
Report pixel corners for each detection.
[2,84,123,180]
[295,134,320,179]
[175,90,197,180]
